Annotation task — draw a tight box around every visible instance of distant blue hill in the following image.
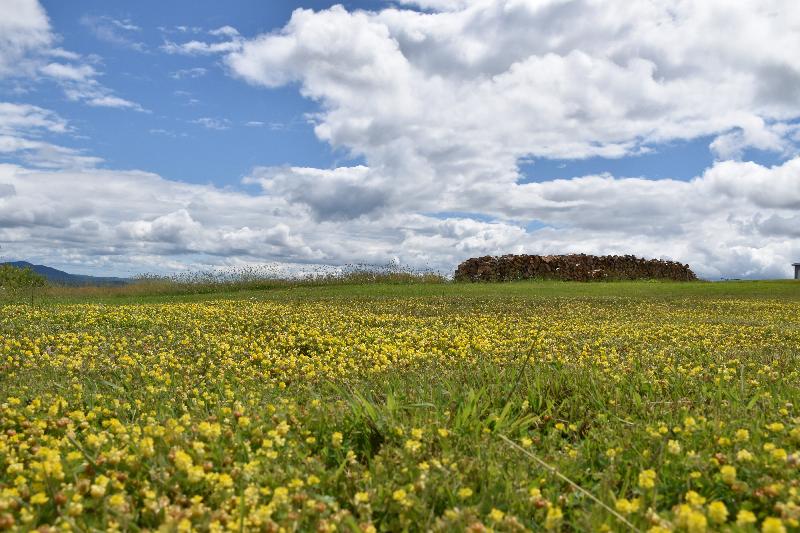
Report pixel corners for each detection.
[2,261,130,286]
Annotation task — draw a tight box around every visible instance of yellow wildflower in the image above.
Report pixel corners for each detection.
[737,510,757,526]
[615,498,640,514]
[545,506,563,530]
[667,440,681,454]
[392,488,410,506]
[720,465,736,484]
[771,448,788,462]
[108,493,126,512]
[404,439,422,453]
[489,508,505,522]
[687,511,707,533]
[685,491,706,507]
[707,501,728,523]
[30,492,48,505]
[737,449,753,462]
[173,449,193,472]
[762,517,786,533]
[638,469,656,489]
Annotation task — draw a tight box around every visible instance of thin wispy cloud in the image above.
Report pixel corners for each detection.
[209,26,239,38]
[161,39,242,55]
[80,15,146,51]
[170,67,208,79]
[191,117,231,130]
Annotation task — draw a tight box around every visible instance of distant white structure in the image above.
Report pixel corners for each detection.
[794,263,800,280]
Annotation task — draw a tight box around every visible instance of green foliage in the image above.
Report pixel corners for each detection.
[0,264,46,288]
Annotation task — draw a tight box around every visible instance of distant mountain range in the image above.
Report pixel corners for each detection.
[2,261,130,286]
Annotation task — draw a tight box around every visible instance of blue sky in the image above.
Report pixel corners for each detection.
[0,0,799,279]
[27,1,384,185]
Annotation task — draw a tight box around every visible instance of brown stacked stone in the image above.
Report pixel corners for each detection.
[454,254,697,282]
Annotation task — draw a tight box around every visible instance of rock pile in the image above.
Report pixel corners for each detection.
[454,254,697,282]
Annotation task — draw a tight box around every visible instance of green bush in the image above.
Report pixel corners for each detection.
[0,264,47,288]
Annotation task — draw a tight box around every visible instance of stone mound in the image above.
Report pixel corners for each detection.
[454,253,697,282]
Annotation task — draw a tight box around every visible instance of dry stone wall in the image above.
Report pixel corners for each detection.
[454,254,697,282]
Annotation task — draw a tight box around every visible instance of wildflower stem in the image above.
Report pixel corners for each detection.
[501,339,536,407]
[498,434,642,532]
[64,432,97,468]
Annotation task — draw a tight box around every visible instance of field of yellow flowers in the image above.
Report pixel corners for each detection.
[1,281,800,532]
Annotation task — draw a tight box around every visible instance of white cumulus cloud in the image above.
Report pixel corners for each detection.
[0,0,144,111]
[2,0,800,279]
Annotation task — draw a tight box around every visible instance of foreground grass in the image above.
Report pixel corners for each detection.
[1,282,800,531]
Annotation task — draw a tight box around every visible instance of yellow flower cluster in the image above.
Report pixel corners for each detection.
[0,294,798,531]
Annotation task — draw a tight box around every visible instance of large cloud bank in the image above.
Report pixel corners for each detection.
[2,0,800,278]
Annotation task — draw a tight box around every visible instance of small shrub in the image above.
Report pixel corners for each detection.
[0,264,46,288]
